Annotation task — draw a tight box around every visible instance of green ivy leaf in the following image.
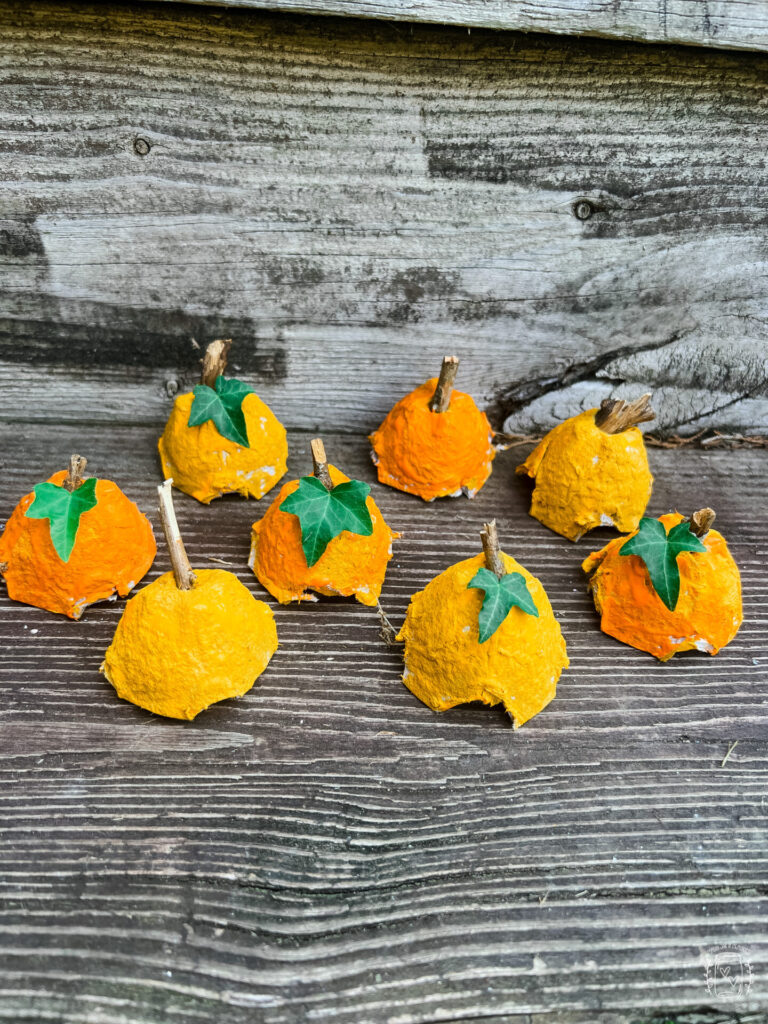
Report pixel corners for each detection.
[188,375,253,447]
[620,516,707,610]
[25,478,99,562]
[467,566,539,643]
[279,476,373,566]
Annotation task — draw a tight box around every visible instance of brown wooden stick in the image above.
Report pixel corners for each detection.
[311,438,333,491]
[481,520,504,578]
[157,479,196,590]
[594,392,655,434]
[689,507,716,537]
[429,355,459,413]
[200,338,232,387]
[63,455,87,493]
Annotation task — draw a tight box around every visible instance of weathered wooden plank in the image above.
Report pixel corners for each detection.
[152,0,768,55]
[1,2,767,436]
[0,423,766,1022]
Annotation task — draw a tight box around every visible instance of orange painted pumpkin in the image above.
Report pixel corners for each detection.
[0,463,156,619]
[370,358,494,501]
[582,511,742,660]
[250,458,397,606]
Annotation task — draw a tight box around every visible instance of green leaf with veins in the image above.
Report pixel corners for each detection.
[467,566,539,643]
[620,516,707,610]
[25,478,99,562]
[279,476,373,566]
[188,375,253,447]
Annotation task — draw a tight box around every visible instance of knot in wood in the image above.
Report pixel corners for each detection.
[133,137,151,157]
[573,200,594,221]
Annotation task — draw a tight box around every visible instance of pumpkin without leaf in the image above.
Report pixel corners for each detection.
[102,481,277,720]
[369,356,495,501]
[517,394,655,541]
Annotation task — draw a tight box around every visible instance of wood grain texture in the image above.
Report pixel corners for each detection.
[2,1,768,437]
[151,0,768,55]
[0,423,766,1022]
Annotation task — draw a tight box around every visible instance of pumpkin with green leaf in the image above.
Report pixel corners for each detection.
[0,456,156,619]
[159,339,288,503]
[249,439,397,605]
[582,509,742,660]
[396,522,568,727]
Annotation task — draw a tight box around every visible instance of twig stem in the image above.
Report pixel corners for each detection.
[595,392,655,434]
[63,455,87,493]
[689,507,716,537]
[481,520,504,578]
[200,338,232,387]
[311,438,333,491]
[429,355,459,413]
[157,479,196,590]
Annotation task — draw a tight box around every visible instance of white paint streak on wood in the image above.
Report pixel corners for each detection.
[0,723,255,756]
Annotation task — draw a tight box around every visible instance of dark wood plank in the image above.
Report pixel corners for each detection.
[0,422,766,1021]
[2,1,768,437]
[147,0,768,54]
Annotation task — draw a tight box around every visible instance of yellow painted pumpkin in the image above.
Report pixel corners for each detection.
[517,396,655,541]
[398,526,568,727]
[158,339,288,504]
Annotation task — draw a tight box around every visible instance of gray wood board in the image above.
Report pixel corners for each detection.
[0,423,766,1022]
[2,2,768,438]
[150,0,768,55]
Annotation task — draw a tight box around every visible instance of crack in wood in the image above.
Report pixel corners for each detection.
[487,333,684,429]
